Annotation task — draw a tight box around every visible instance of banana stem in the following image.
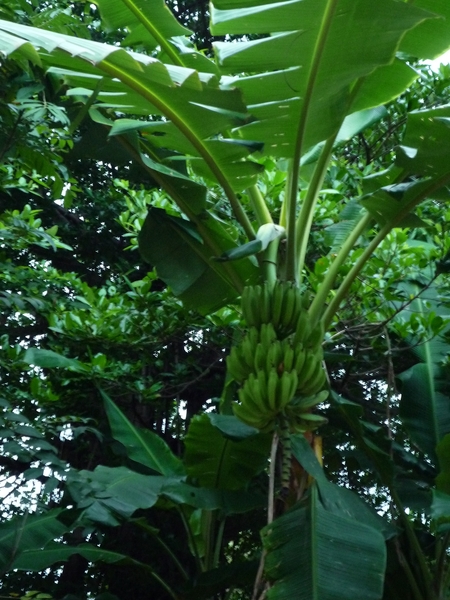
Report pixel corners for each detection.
[262,237,280,285]
[308,212,372,327]
[247,184,273,227]
[296,134,337,287]
[279,162,292,229]
[285,0,339,282]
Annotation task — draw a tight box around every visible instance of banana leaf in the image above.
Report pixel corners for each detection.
[262,485,386,600]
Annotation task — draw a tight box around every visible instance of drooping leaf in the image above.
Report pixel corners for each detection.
[13,542,129,571]
[399,362,450,464]
[0,19,256,197]
[302,106,389,166]
[396,106,450,180]
[291,435,394,539]
[101,389,185,477]
[68,465,263,524]
[399,0,450,60]
[138,207,258,314]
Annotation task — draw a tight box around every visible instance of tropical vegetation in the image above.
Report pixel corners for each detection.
[1,1,450,599]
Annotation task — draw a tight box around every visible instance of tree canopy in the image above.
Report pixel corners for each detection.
[1,1,450,599]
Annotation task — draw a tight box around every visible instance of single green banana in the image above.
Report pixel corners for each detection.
[293,309,311,347]
[226,347,249,382]
[277,370,298,411]
[297,352,319,391]
[266,340,284,373]
[241,336,255,371]
[282,344,295,372]
[260,322,277,350]
[260,282,272,324]
[233,402,272,430]
[293,344,306,374]
[248,326,260,349]
[293,389,329,411]
[267,368,280,411]
[279,283,295,333]
[295,412,328,425]
[253,342,266,372]
[271,280,285,331]
[242,285,262,328]
[287,369,299,402]
[254,370,273,414]
[301,363,327,397]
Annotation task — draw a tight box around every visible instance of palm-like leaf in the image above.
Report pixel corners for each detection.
[102,389,185,476]
[262,485,386,600]
[212,0,434,160]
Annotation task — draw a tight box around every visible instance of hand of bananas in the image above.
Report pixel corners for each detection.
[228,281,328,433]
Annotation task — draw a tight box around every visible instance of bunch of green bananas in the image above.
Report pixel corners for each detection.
[228,281,328,432]
[241,280,310,336]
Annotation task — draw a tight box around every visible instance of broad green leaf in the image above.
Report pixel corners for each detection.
[0,20,255,196]
[431,489,450,533]
[396,106,450,179]
[95,0,217,73]
[398,286,450,463]
[399,0,450,60]
[323,200,364,252]
[262,485,386,600]
[101,389,185,477]
[436,434,450,494]
[68,466,263,522]
[399,362,450,463]
[95,0,191,51]
[13,543,128,571]
[23,348,89,372]
[360,180,429,229]
[213,0,431,158]
[0,509,68,568]
[184,413,271,490]
[138,207,258,314]
[83,109,208,214]
[160,480,265,514]
[68,466,166,524]
[208,414,260,439]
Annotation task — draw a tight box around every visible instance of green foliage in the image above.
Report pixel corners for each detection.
[1,1,450,600]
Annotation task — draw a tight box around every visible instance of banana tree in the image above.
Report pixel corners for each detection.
[2,0,450,598]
